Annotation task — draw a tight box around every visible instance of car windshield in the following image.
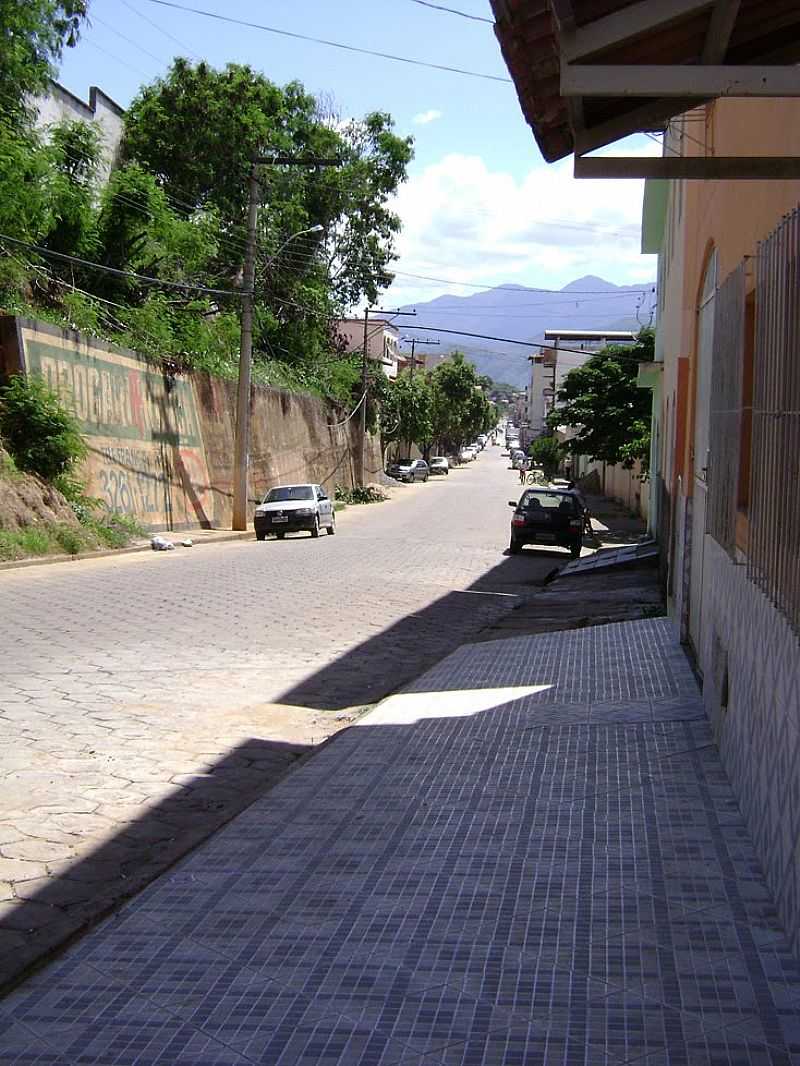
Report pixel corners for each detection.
[520,491,580,514]
[393,458,412,465]
[264,486,314,502]
[431,457,446,464]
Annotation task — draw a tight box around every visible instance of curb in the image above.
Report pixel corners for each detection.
[0,530,254,573]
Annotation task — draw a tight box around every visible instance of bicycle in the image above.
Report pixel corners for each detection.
[525,471,546,486]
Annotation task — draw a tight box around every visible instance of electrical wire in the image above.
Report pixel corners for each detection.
[81,38,153,79]
[120,0,203,60]
[390,268,656,295]
[0,232,240,297]
[90,12,169,65]
[140,0,512,83]
[403,324,650,360]
[407,0,494,23]
[328,389,367,426]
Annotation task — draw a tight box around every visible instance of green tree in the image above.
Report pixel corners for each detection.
[42,120,102,257]
[379,371,433,454]
[121,61,413,366]
[429,353,494,453]
[0,0,87,128]
[94,162,222,302]
[547,328,654,469]
[529,435,562,478]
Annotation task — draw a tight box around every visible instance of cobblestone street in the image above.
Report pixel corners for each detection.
[0,451,560,990]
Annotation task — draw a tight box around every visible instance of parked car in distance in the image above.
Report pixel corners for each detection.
[254,483,335,540]
[387,458,429,483]
[508,489,585,558]
[429,456,450,476]
[459,446,476,463]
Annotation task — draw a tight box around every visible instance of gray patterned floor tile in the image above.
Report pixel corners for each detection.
[2,620,798,1065]
[0,1018,71,1065]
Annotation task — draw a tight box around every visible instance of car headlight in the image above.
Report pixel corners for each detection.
[254,507,267,516]
[295,508,315,516]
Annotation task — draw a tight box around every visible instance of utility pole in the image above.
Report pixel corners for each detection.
[356,307,370,490]
[232,155,340,531]
[405,336,439,379]
[232,163,260,532]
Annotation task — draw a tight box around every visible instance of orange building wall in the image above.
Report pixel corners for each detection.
[674,97,800,491]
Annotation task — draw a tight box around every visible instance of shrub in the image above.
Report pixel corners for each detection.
[334,484,388,505]
[89,512,144,548]
[0,375,86,481]
[53,523,90,555]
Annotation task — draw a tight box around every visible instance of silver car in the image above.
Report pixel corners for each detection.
[253,483,335,540]
[387,458,429,483]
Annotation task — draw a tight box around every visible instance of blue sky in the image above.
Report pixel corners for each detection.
[56,0,658,307]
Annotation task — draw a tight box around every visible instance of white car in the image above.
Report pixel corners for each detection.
[459,447,476,462]
[253,483,335,540]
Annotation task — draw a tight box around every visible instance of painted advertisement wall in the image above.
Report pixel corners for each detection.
[1,317,380,531]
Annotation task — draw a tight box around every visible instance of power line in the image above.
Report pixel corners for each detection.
[390,269,656,295]
[0,232,239,298]
[120,0,203,60]
[90,12,168,65]
[81,37,152,79]
[404,324,649,360]
[392,293,654,315]
[141,0,512,84]
[407,0,494,23]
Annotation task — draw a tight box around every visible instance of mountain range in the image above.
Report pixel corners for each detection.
[398,275,656,387]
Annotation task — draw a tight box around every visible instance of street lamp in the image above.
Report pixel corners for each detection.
[232,222,324,531]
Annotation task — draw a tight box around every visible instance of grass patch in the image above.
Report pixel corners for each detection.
[0,451,22,481]
[0,526,60,560]
[0,513,145,562]
[86,512,144,548]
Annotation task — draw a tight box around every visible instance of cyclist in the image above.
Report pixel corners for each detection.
[518,455,530,484]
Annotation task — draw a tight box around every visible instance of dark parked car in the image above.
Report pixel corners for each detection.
[508,489,585,558]
[254,483,335,540]
[387,458,429,483]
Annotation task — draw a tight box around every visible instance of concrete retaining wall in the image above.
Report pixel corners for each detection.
[0,316,382,531]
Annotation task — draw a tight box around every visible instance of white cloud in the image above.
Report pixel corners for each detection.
[413,109,443,126]
[386,147,659,306]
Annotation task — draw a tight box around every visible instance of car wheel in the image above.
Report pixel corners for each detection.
[276,532,285,540]
[256,531,266,541]
[327,513,336,535]
[509,537,522,555]
[311,516,320,538]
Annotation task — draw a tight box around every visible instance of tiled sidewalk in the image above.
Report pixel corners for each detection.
[2,619,800,1064]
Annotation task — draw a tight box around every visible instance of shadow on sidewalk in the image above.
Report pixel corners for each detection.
[0,737,309,997]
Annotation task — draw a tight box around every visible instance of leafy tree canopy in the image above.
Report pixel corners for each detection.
[378,370,433,450]
[0,0,87,127]
[546,328,654,469]
[121,61,413,364]
[429,353,496,452]
[528,435,562,477]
